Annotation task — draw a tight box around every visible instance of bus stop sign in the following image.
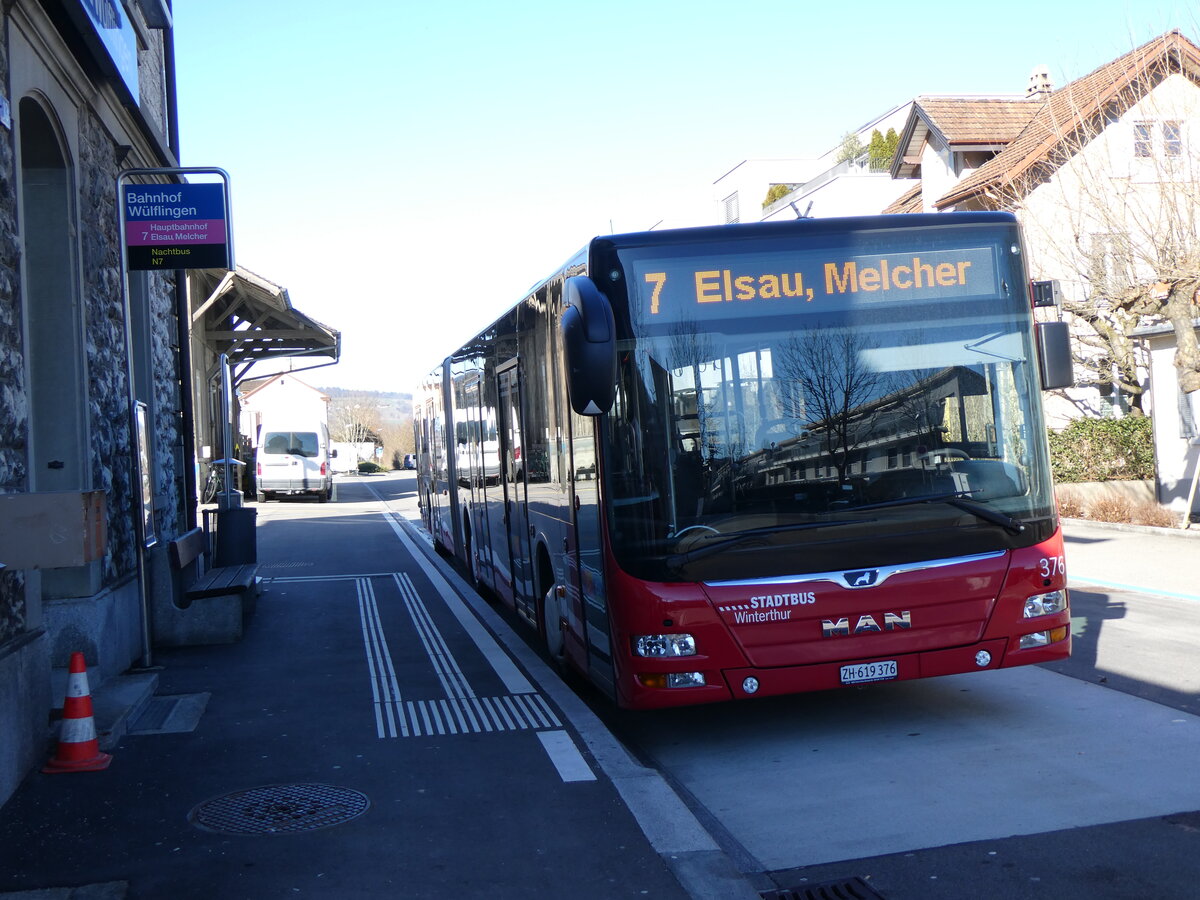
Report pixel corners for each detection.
[122,181,231,271]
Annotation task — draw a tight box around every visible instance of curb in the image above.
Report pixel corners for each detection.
[1062,517,1200,539]
[48,669,159,752]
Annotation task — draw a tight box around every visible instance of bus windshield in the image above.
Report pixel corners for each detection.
[599,224,1055,582]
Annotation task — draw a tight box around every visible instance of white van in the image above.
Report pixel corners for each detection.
[255,422,335,502]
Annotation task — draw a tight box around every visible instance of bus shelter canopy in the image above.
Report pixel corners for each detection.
[190,266,340,371]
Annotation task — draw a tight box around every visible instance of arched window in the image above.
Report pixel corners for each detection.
[19,96,86,492]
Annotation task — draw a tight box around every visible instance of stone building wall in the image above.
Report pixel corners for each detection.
[149,267,182,543]
[0,23,26,646]
[2,1,187,809]
[76,58,182,581]
[73,109,182,582]
[80,106,137,580]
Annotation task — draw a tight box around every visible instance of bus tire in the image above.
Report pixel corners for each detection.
[540,584,567,668]
[463,521,479,587]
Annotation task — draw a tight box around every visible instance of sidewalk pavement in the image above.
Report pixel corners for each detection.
[0,480,755,900]
[1062,517,1200,602]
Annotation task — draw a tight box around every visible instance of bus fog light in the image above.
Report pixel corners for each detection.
[742,677,759,694]
[667,672,706,688]
[975,650,992,667]
[635,634,697,658]
[1023,590,1067,618]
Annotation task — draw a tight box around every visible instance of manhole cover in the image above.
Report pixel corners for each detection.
[189,783,370,834]
[762,877,886,900]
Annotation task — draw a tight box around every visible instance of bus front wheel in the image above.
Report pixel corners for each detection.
[540,584,566,667]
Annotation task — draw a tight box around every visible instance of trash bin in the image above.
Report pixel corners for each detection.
[213,507,257,566]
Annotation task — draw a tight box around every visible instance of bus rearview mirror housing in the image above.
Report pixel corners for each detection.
[562,276,617,415]
[1037,321,1074,390]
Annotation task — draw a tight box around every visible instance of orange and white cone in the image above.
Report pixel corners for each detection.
[43,652,112,773]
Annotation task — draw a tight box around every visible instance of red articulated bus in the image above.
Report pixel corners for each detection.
[416,213,1074,709]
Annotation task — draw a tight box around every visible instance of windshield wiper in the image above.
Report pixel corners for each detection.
[851,491,1027,535]
[666,520,862,573]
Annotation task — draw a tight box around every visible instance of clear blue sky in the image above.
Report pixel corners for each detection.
[173,1,1194,394]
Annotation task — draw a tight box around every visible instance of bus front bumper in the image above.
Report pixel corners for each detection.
[622,633,1070,708]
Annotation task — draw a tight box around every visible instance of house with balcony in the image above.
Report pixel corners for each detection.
[714,103,915,225]
[883,30,1200,520]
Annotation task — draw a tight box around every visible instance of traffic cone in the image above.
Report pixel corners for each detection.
[43,652,112,773]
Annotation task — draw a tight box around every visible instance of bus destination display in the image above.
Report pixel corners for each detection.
[632,246,999,326]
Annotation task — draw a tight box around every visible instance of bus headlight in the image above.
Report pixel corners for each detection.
[1023,589,1067,618]
[1019,625,1070,649]
[637,672,706,688]
[634,634,697,657]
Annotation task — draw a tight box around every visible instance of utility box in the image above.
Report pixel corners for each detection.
[0,491,106,569]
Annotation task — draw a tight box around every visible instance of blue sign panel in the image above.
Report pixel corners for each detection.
[76,0,140,104]
[123,182,231,270]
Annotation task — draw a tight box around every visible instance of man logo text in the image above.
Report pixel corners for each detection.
[821,611,912,637]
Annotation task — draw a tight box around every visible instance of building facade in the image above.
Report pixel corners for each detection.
[0,0,185,807]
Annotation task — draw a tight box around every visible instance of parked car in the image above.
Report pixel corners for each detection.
[403,454,416,470]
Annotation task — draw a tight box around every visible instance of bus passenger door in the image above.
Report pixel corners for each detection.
[567,411,615,699]
[498,364,534,623]
[462,376,494,587]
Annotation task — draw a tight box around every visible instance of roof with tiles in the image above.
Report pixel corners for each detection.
[916,97,1040,146]
[937,30,1200,209]
[892,95,1038,178]
[881,182,922,214]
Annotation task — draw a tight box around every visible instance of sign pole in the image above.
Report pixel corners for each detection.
[116,167,234,667]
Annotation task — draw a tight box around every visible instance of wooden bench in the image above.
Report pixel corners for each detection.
[156,527,257,646]
[168,528,256,603]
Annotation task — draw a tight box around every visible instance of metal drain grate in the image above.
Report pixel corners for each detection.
[189,783,370,834]
[128,693,209,735]
[131,696,179,731]
[762,876,886,900]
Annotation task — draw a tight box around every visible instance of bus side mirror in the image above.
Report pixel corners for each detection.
[1037,321,1074,390]
[561,276,617,415]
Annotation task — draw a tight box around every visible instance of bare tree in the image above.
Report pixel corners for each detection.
[328,393,383,445]
[774,331,893,483]
[377,420,415,467]
[986,41,1200,407]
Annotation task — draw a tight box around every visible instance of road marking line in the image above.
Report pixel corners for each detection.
[316,493,595,781]
[271,570,572,740]
[537,730,597,783]
[356,576,404,738]
[366,696,565,738]
[1070,575,1200,603]
[394,573,474,700]
[470,697,494,732]
[378,509,535,695]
